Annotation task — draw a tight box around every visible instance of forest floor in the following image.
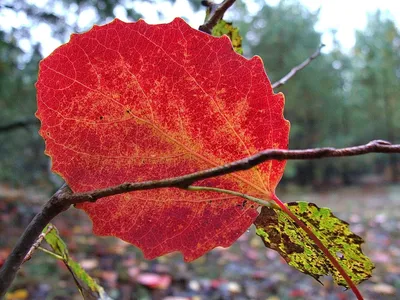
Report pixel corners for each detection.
[1,184,399,300]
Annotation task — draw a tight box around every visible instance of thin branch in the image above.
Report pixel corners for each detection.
[272,44,325,89]
[1,140,399,296]
[0,117,39,133]
[68,140,400,205]
[0,184,72,298]
[199,0,236,34]
[23,224,54,263]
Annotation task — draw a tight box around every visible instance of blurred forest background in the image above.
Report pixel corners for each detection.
[0,0,400,299]
[0,0,399,188]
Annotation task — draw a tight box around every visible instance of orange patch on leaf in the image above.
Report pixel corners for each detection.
[36,18,289,261]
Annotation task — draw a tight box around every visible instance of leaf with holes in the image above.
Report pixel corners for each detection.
[212,19,243,55]
[254,202,374,287]
[36,18,289,261]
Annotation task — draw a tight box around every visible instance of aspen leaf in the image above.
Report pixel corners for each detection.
[36,18,289,261]
[254,202,374,287]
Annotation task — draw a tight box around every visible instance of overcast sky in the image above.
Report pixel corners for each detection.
[291,0,400,49]
[134,0,400,52]
[1,0,400,56]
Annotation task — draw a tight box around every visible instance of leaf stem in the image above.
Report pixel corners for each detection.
[38,247,64,260]
[185,185,279,209]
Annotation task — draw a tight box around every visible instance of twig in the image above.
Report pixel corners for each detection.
[0,117,39,133]
[199,0,236,34]
[272,44,325,89]
[0,184,72,298]
[23,224,54,263]
[68,140,399,204]
[0,140,399,296]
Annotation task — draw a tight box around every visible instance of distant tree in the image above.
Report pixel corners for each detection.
[0,32,44,184]
[0,0,203,185]
[237,1,351,185]
[351,11,400,182]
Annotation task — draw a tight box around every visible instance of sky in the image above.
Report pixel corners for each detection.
[1,0,400,56]
[133,0,400,52]
[290,0,400,50]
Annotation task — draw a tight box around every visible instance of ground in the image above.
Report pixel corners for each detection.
[1,184,399,299]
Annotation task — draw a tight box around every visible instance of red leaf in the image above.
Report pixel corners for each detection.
[36,18,289,261]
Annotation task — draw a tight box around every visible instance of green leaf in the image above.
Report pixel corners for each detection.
[212,20,243,55]
[43,225,68,259]
[254,202,374,287]
[43,224,110,300]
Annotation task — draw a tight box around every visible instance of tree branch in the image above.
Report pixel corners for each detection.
[272,44,325,89]
[0,117,39,133]
[0,185,72,298]
[199,0,236,34]
[68,140,399,204]
[1,139,399,295]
